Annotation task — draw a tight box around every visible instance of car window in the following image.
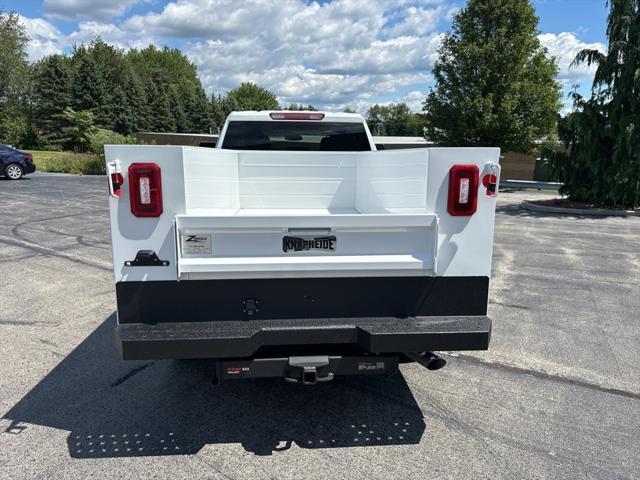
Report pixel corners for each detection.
[221,121,372,151]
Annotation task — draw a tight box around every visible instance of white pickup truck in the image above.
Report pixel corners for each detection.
[105,111,500,384]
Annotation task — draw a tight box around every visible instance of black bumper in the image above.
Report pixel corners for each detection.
[23,160,36,174]
[117,315,491,360]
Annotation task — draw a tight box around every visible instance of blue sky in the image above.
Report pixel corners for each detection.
[3,0,608,112]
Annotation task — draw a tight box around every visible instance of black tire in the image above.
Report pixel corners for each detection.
[5,163,23,180]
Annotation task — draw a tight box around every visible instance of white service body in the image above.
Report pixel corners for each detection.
[105,111,500,368]
[106,146,500,282]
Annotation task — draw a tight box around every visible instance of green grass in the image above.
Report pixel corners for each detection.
[26,150,105,175]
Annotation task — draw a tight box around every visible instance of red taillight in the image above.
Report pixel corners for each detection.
[448,164,479,216]
[128,163,163,217]
[25,153,33,161]
[269,112,325,120]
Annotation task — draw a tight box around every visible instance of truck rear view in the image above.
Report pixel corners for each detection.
[105,111,500,384]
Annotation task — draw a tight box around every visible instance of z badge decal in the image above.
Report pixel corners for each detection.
[181,234,212,255]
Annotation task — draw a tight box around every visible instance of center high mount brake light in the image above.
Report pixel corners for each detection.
[269,112,325,121]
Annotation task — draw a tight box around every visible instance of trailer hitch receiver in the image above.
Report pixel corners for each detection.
[285,356,335,384]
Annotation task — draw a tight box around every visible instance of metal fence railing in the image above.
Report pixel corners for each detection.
[499,180,561,190]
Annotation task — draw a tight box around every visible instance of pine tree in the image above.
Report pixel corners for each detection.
[111,85,135,135]
[32,54,72,138]
[221,94,240,118]
[72,47,107,115]
[188,89,212,133]
[86,39,121,129]
[124,71,149,132]
[150,84,176,132]
[423,0,561,153]
[550,0,640,207]
[210,94,226,131]
[168,85,188,132]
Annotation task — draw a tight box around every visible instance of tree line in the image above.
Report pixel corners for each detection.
[0,1,554,152]
[0,14,280,150]
[0,8,457,151]
[2,0,637,207]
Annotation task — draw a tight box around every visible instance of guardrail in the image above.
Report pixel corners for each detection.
[500,180,562,191]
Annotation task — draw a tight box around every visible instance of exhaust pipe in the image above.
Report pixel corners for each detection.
[406,352,447,371]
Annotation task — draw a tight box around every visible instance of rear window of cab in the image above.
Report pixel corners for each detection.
[221,121,372,151]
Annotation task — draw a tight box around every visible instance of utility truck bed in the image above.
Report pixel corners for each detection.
[105,111,500,384]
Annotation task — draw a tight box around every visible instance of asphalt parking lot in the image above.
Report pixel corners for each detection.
[1,173,639,480]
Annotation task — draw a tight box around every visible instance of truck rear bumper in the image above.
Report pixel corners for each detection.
[116,315,491,360]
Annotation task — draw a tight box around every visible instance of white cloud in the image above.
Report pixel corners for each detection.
[396,90,426,111]
[44,0,143,21]
[186,34,437,108]
[538,32,607,113]
[538,32,606,85]
[383,5,446,37]
[312,34,442,75]
[134,0,447,107]
[124,0,301,39]
[15,0,451,108]
[18,16,63,61]
[65,22,154,50]
[18,15,154,60]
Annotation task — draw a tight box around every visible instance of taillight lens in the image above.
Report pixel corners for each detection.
[128,163,163,217]
[448,164,479,216]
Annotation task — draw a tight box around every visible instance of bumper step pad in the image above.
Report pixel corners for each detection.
[117,315,491,360]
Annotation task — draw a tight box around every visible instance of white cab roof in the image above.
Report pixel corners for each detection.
[226,111,366,123]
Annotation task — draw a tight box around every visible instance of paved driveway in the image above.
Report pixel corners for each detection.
[1,174,638,479]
